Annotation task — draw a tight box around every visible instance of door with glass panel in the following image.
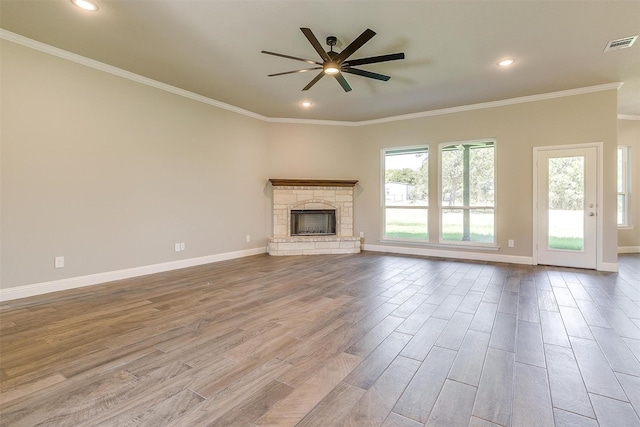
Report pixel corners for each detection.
[536,147,597,269]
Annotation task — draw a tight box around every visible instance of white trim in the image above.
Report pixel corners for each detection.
[618,115,640,121]
[598,262,619,272]
[364,244,532,265]
[617,145,632,228]
[0,247,267,302]
[378,239,500,251]
[358,84,623,127]
[596,143,605,271]
[618,246,640,253]
[266,117,359,127]
[0,30,623,127]
[0,29,267,122]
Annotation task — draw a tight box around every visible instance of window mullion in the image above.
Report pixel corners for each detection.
[463,145,471,241]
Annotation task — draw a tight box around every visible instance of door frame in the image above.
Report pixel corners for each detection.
[532,142,604,270]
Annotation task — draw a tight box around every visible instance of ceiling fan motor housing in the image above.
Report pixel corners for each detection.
[326,36,338,47]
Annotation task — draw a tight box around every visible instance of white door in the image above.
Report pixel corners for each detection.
[536,147,597,269]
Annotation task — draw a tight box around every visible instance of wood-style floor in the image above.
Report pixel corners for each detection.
[1,252,640,426]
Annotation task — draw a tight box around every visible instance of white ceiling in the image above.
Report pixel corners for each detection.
[1,0,639,122]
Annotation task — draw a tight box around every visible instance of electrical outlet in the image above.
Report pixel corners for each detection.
[359,231,364,238]
[54,256,65,268]
[180,242,185,251]
[246,235,251,243]
[175,243,181,252]
[508,239,515,248]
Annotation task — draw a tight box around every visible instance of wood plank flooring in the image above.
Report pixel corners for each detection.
[1,252,640,426]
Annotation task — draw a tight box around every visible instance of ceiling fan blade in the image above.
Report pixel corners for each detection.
[268,67,323,77]
[302,71,326,91]
[335,28,376,63]
[342,67,390,81]
[334,73,353,92]
[261,51,322,65]
[344,52,405,67]
[300,28,331,62]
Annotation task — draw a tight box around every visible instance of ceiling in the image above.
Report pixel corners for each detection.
[1,0,639,122]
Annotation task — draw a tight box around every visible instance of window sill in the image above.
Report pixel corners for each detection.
[618,225,634,230]
[379,239,500,252]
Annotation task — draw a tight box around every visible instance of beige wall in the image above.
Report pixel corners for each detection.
[351,91,619,264]
[0,38,622,290]
[266,123,359,181]
[618,119,640,250]
[1,41,270,288]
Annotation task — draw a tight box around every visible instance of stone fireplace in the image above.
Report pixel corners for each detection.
[268,179,361,256]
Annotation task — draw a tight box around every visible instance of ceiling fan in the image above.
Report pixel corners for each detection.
[261,28,405,92]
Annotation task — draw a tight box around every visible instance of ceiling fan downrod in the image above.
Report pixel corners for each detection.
[326,36,337,50]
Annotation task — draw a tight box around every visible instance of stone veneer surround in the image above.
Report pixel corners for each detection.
[269,179,360,256]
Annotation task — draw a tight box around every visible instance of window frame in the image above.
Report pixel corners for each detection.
[438,138,497,247]
[381,146,429,242]
[617,145,632,228]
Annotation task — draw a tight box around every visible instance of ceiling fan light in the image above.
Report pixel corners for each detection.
[324,64,340,75]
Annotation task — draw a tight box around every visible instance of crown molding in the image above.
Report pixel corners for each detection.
[264,116,360,127]
[0,29,268,122]
[355,83,624,126]
[1,29,625,127]
[266,82,622,126]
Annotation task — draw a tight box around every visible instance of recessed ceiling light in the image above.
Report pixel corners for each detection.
[498,59,515,67]
[301,101,312,108]
[71,0,98,11]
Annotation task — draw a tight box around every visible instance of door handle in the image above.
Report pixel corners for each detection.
[589,212,595,217]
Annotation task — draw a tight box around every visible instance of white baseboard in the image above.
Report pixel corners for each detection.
[597,262,619,272]
[364,243,534,265]
[3,244,626,302]
[618,246,640,254]
[0,247,267,302]
[365,244,622,272]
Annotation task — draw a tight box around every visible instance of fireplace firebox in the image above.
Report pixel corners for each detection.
[291,209,336,236]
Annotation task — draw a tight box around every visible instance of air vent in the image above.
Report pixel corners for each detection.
[604,35,638,52]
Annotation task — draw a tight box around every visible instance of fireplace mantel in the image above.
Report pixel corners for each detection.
[269,179,358,187]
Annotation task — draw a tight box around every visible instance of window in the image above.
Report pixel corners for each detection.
[383,147,428,240]
[618,146,631,227]
[440,140,495,244]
